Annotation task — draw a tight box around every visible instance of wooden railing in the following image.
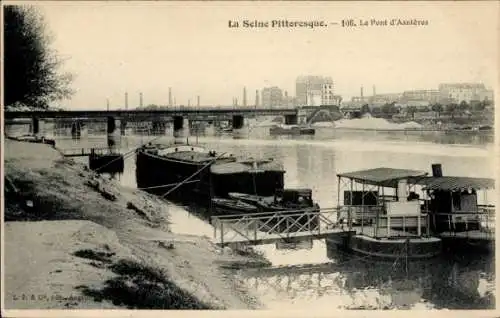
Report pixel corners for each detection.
[211,207,339,245]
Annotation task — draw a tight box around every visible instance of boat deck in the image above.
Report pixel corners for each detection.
[438,230,494,241]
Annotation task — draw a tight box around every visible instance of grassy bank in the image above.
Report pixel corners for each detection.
[4,140,269,310]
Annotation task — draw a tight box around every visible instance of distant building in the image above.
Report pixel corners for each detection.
[368,93,403,105]
[307,89,322,106]
[401,90,440,103]
[296,76,334,106]
[438,83,488,103]
[261,86,283,108]
[281,91,295,108]
[321,83,342,106]
[398,100,431,110]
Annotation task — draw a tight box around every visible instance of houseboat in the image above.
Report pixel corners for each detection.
[327,167,442,259]
[269,124,315,136]
[407,164,495,253]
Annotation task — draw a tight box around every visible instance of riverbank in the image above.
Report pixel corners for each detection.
[4,139,270,310]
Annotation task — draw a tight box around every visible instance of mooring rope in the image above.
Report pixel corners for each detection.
[161,152,228,198]
[90,135,165,172]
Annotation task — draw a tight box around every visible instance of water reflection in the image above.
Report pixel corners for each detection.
[238,248,494,310]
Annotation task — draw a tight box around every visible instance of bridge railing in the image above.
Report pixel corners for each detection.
[211,207,341,245]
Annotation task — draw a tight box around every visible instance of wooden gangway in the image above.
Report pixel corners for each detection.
[211,208,354,247]
[60,147,120,157]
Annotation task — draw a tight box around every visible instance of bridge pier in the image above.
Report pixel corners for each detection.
[120,119,127,136]
[173,116,189,140]
[297,108,307,125]
[30,117,40,135]
[232,115,247,139]
[232,115,245,130]
[284,114,298,125]
[71,120,82,139]
[107,116,119,152]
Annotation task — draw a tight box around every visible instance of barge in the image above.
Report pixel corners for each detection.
[269,124,315,136]
[327,167,442,260]
[135,142,286,211]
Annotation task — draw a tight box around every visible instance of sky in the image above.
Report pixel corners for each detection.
[6,1,499,109]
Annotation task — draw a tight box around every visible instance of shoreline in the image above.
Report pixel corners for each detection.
[3,139,270,310]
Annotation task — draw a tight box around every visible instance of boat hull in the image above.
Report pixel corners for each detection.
[135,149,214,203]
[327,234,442,260]
[211,198,258,216]
[269,127,315,135]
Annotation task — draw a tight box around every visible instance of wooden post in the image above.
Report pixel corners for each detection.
[220,222,224,246]
[417,214,421,236]
[349,179,353,231]
[361,182,365,234]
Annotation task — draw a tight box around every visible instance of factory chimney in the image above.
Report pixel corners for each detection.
[243,87,247,107]
[125,92,129,110]
[168,88,172,107]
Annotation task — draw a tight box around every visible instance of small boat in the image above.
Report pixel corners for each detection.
[229,188,320,212]
[229,188,321,233]
[269,124,315,136]
[211,197,258,215]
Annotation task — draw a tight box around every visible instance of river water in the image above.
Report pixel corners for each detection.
[7,123,496,309]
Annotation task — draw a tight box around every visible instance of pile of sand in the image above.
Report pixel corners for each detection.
[334,117,422,130]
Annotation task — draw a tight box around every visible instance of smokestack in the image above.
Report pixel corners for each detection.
[235,98,238,106]
[188,99,191,107]
[373,85,376,96]
[243,87,247,107]
[125,92,128,110]
[197,95,200,107]
[360,86,364,101]
[139,92,143,107]
[255,90,260,107]
[106,98,110,111]
[168,88,172,106]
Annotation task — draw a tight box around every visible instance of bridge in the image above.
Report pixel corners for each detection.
[4,106,305,137]
[210,208,353,248]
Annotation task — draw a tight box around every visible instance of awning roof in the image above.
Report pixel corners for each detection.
[409,176,495,191]
[337,168,428,187]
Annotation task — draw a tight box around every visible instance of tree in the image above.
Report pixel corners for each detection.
[4,5,74,109]
[360,104,371,115]
[458,100,469,114]
[431,103,443,118]
[406,106,417,120]
[446,103,458,119]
